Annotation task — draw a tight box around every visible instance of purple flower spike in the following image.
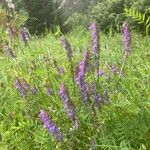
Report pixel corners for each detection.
[95,93,102,110]
[15,79,27,97]
[60,83,80,128]
[48,87,53,95]
[104,90,110,104]
[15,78,30,97]
[98,70,105,76]
[61,35,73,61]
[89,23,100,75]
[22,78,30,91]
[58,67,65,75]
[76,49,90,103]
[90,81,96,96]
[39,110,63,142]
[4,42,16,58]
[89,23,100,54]
[6,24,15,38]
[31,87,38,95]
[122,22,131,52]
[80,78,89,103]
[110,64,117,73]
[21,27,30,46]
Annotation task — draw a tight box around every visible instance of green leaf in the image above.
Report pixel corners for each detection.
[146,17,150,25]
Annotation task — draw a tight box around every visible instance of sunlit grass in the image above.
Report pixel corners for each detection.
[0,28,150,150]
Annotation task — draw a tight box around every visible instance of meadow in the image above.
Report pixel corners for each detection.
[0,25,150,150]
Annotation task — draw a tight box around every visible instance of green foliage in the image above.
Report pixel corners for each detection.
[65,13,89,31]
[65,0,150,34]
[124,7,150,35]
[18,0,66,34]
[0,6,7,27]
[0,25,150,149]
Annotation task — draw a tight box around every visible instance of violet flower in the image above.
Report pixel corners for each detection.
[31,87,38,95]
[4,42,16,58]
[89,23,100,53]
[104,90,110,104]
[61,35,73,61]
[15,79,27,97]
[98,70,105,76]
[110,64,117,73]
[22,78,30,91]
[58,67,65,75]
[20,27,30,46]
[94,93,102,110]
[6,24,15,38]
[15,78,30,97]
[76,50,90,103]
[89,23,100,74]
[47,87,53,95]
[88,81,96,96]
[39,110,63,142]
[60,83,79,128]
[76,49,90,86]
[122,22,131,52]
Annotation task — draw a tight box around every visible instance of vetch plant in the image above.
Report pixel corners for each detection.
[119,22,132,77]
[89,23,100,76]
[76,49,90,103]
[39,110,63,142]
[4,41,16,58]
[20,27,30,46]
[60,83,80,128]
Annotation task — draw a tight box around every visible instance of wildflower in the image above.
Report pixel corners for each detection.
[76,50,90,103]
[31,87,38,95]
[104,90,110,104]
[89,23,100,54]
[58,67,65,75]
[76,49,90,86]
[21,78,30,91]
[15,79,27,97]
[39,110,63,142]
[6,24,15,38]
[122,22,131,52]
[89,23,100,74]
[98,70,105,76]
[61,35,73,61]
[60,83,79,128]
[15,78,30,97]
[88,81,96,96]
[110,64,117,73]
[47,87,53,95]
[4,41,16,58]
[20,27,30,46]
[94,93,102,110]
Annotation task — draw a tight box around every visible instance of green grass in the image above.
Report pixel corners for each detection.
[0,27,150,150]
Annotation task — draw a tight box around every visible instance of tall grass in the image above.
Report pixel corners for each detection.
[0,26,150,150]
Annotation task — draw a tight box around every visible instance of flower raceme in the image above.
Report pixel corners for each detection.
[89,23,100,54]
[59,83,80,128]
[15,78,38,97]
[61,35,73,61]
[89,23,100,75]
[6,24,15,38]
[76,50,90,103]
[76,50,90,86]
[15,79,29,97]
[4,41,16,58]
[20,27,30,46]
[122,22,132,52]
[39,110,63,142]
